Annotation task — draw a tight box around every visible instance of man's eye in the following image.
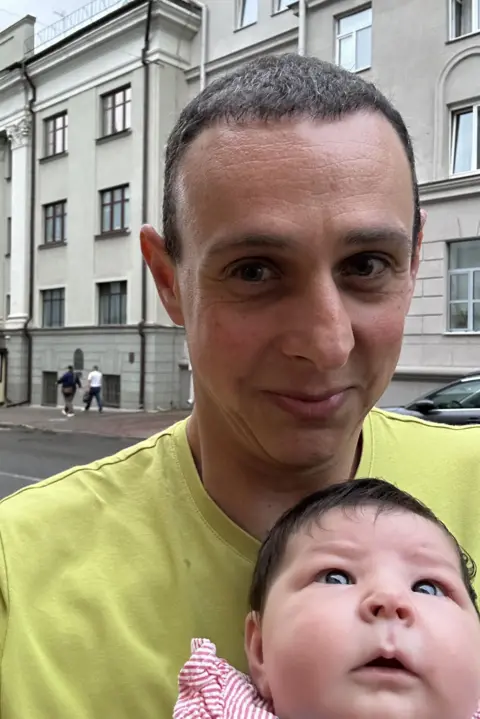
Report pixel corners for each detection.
[316,569,354,585]
[412,580,446,597]
[230,262,275,283]
[341,254,390,277]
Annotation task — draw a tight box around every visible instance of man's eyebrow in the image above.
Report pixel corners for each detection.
[343,226,412,248]
[203,234,292,260]
[203,226,412,262]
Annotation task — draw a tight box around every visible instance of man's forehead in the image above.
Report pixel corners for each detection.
[178,111,410,175]
[175,113,414,249]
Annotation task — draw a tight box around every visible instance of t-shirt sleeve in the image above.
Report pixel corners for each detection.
[0,530,9,696]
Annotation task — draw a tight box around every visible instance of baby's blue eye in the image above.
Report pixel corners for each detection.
[412,580,446,597]
[317,570,354,585]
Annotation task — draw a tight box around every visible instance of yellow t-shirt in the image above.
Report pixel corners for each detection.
[0,409,479,718]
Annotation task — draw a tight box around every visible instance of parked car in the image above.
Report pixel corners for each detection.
[385,373,480,426]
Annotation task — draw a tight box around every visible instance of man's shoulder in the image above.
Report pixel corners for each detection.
[371,406,480,437]
[368,407,480,463]
[0,419,188,525]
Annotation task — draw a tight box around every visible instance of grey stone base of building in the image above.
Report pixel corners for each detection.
[1,330,29,405]
[3,325,188,411]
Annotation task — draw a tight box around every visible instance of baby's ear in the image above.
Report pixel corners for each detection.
[244,611,272,701]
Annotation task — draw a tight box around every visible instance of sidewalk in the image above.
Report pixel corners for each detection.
[0,405,190,439]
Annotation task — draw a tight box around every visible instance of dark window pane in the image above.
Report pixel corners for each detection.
[450,239,480,270]
[102,204,111,232]
[450,273,469,301]
[474,302,480,331]
[45,217,53,242]
[449,302,469,330]
[112,202,122,230]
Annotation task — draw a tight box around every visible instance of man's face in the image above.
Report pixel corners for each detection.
[247,508,480,719]
[158,113,421,467]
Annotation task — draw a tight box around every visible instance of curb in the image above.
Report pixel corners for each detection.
[0,421,146,441]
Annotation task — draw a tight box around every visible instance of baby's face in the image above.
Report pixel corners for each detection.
[246,507,480,719]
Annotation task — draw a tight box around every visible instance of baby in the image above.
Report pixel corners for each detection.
[174,478,480,719]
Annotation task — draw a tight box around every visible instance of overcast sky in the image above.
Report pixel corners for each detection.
[0,0,122,33]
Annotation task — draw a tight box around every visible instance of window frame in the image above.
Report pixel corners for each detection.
[449,0,480,40]
[101,85,132,137]
[335,5,373,73]
[272,0,290,12]
[236,0,258,28]
[41,287,65,329]
[97,280,127,326]
[44,112,68,158]
[43,200,67,245]
[99,184,130,234]
[450,105,480,176]
[447,240,480,333]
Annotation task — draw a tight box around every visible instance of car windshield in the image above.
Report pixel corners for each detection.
[425,379,480,409]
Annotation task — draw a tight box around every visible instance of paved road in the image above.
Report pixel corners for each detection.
[0,427,138,499]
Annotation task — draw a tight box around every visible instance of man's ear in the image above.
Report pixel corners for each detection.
[411,208,427,280]
[140,224,185,326]
[244,611,272,701]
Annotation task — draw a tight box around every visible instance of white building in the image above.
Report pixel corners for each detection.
[0,0,480,410]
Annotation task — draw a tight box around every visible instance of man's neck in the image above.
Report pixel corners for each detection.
[186,409,362,540]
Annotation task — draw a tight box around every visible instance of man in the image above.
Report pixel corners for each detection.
[84,364,103,412]
[0,55,478,718]
[57,364,81,417]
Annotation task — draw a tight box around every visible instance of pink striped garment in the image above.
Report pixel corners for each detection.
[174,638,480,719]
[174,639,274,719]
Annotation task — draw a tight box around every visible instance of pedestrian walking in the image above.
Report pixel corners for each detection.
[84,365,103,412]
[57,365,81,417]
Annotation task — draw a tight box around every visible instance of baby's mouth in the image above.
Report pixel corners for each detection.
[354,653,418,678]
[364,656,407,671]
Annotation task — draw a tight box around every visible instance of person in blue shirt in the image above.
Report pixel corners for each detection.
[57,365,81,417]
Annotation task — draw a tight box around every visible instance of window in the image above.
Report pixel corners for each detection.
[102,86,132,137]
[44,112,68,157]
[42,288,65,328]
[273,0,290,11]
[98,281,127,325]
[451,106,480,174]
[448,239,480,331]
[336,7,372,72]
[450,0,480,39]
[5,217,11,256]
[426,378,480,409]
[100,185,130,233]
[44,201,67,244]
[237,0,258,27]
[103,374,121,407]
[5,294,10,318]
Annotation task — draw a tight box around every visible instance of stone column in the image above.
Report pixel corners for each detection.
[5,114,32,330]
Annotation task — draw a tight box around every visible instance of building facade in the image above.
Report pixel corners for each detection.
[0,0,479,409]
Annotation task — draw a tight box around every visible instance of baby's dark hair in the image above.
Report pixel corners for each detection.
[249,478,479,616]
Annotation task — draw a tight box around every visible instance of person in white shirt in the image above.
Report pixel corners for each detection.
[84,366,103,412]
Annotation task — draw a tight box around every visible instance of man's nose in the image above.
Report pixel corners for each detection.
[359,589,415,626]
[280,278,355,370]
